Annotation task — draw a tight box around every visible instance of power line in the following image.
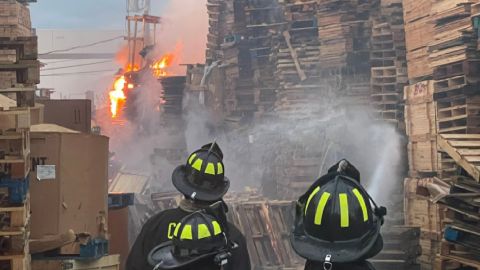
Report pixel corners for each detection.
[41,69,117,77]
[39,36,124,55]
[41,60,114,71]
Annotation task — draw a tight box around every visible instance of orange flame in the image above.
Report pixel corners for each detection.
[151,54,174,78]
[109,75,126,118]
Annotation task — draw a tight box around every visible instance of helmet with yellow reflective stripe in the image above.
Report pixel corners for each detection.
[172,142,230,202]
[291,159,386,264]
[148,210,231,269]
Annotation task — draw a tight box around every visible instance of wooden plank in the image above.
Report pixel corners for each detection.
[282,31,307,81]
[449,141,480,148]
[458,149,480,156]
[441,134,480,140]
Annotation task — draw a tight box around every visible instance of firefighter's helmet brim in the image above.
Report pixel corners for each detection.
[290,220,383,263]
[172,165,230,201]
[148,241,218,269]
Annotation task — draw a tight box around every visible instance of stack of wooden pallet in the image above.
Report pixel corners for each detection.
[0,96,32,270]
[430,1,480,136]
[314,0,378,112]
[272,0,323,117]
[370,0,408,127]
[434,134,480,269]
[402,71,444,270]
[0,1,40,268]
[0,0,31,38]
[206,0,225,63]
[403,0,434,81]
[244,0,284,117]
[404,81,438,176]
[217,0,260,125]
[316,0,373,71]
[404,178,445,270]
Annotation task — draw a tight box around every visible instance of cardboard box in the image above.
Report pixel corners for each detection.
[37,100,92,133]
[29,124,108,254]
[108,207,129,270]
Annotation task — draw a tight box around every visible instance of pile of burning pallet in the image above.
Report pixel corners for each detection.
[403,0,480,268]
[0,1,40,269]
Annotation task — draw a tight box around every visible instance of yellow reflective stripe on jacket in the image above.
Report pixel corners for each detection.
[198,224,211,239]
[305,186,320,215]
[188,153,197,165]
[339,194,349,227]
[180,224,193,240]
[217,163,223,174]
[352,188,369,222]
[192,159,203,171]
[205,163,216,175]
[212,221,222,235]
[314,192,331,225]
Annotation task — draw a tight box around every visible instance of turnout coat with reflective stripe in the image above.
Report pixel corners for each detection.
[126,208,250,270]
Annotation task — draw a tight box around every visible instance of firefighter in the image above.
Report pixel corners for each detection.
[126,142,250,270]
[290,160,386,270]
[147,209,236,270]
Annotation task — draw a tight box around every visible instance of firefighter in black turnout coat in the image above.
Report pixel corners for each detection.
[290,160,387,270]
[126,143,250,270]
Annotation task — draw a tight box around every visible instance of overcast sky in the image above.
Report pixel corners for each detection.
[30,0,168,29]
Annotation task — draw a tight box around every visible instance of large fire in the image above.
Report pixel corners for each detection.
[108,53,174,118]
[151,54,174,78]
[109,75,126,118]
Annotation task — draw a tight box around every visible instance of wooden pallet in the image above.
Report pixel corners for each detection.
[0,36,38,61]
[267,201,304,268]
[437,134,480,182]
[231,201,282,268]
[0,60,39,86]
[405,101,437,139]
[436,241,480,270]
[433,60,480,81]
[0,197,30,234]
[0,95,31,133]
[404,178,445,238]
[408,138,439,173]
[433,75,477,94]
[436,96,480,134]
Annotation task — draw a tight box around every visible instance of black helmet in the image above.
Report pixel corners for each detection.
[172,142,230,201]
[148,210,231,269]
[291,160,386,264]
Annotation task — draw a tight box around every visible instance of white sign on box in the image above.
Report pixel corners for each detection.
[37,165,56,181]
